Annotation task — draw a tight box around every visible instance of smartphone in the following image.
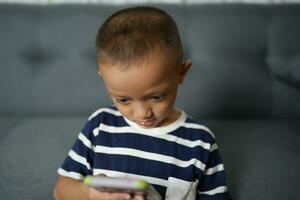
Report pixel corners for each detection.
[83,175,150,195]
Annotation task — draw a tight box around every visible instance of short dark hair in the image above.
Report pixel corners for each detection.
[96,6,183,67]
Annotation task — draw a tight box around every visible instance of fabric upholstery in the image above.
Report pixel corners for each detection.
[0,3,300,200]
[1,4,300,117]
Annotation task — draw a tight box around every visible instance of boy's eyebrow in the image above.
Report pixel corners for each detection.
[112,91,166,100]
[109,83,171,98]
[115,95,131,99]
[145,92,166,97]
[109,92,129,98]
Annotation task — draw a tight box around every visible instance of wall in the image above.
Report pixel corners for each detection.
[0,0,300,5]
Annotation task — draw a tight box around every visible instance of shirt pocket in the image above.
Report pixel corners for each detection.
[165,177,198,200]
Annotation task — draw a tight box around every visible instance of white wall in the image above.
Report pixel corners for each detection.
[0,0,299,4]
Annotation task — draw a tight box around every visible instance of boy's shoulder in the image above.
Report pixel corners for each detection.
[184,114,213,132]
[179,112,216,142]
[85,106,129,128]
[88,106,121,121]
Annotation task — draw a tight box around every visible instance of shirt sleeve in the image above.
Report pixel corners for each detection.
[197,142,232,200]
[57,119,96,180]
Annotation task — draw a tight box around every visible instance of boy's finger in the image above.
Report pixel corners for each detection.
[132,195,145,200]
[88,187,132,200]
[103,192,132,200]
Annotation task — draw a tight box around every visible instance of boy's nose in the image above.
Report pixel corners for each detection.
[134,103,153,120]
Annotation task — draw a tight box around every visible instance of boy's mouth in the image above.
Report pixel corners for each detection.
[137,118,157,128]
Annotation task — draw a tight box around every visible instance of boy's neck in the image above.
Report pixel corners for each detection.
[157,108,182,128]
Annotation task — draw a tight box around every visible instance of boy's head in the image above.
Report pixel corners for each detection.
[96,6,182,67]
[96,6,192,129]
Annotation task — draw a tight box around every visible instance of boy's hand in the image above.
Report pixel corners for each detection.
[87,174,145,200]
[88,186,145,200]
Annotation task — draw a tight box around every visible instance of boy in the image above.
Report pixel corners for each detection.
[53,6,231,200]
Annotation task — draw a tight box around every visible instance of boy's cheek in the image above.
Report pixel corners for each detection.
[115,105,130,117]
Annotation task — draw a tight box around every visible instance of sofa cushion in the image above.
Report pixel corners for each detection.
[1,4,300,118]
[206,119,300,200]
[0,116,84,200]
[176,5,272,118]
[0,5,113,116]
[266,6,300,117]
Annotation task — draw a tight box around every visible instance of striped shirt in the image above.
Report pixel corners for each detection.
[58,107,231,200]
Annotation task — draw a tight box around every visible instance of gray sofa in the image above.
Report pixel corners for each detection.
[0,3,300,200]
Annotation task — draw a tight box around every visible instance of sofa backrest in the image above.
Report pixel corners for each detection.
[1,4,300,118]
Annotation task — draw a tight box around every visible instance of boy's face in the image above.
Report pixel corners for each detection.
[99,50,191,129]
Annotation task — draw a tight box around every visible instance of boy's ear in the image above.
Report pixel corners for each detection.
[97,64,103,77]
[179,60,192,84]
[98,70,102,77]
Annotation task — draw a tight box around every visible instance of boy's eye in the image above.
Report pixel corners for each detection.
[116,98,131,105]
[151,95,165,101]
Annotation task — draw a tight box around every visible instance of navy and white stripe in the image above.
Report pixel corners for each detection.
[58,106,231,199]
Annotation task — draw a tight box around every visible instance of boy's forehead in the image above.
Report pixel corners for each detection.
[101,57,175,82]
[99,47,179,71]
[99,50,179,96]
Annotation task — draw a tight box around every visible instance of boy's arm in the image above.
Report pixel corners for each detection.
[196,144,231,200]
[53,175,134,200]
